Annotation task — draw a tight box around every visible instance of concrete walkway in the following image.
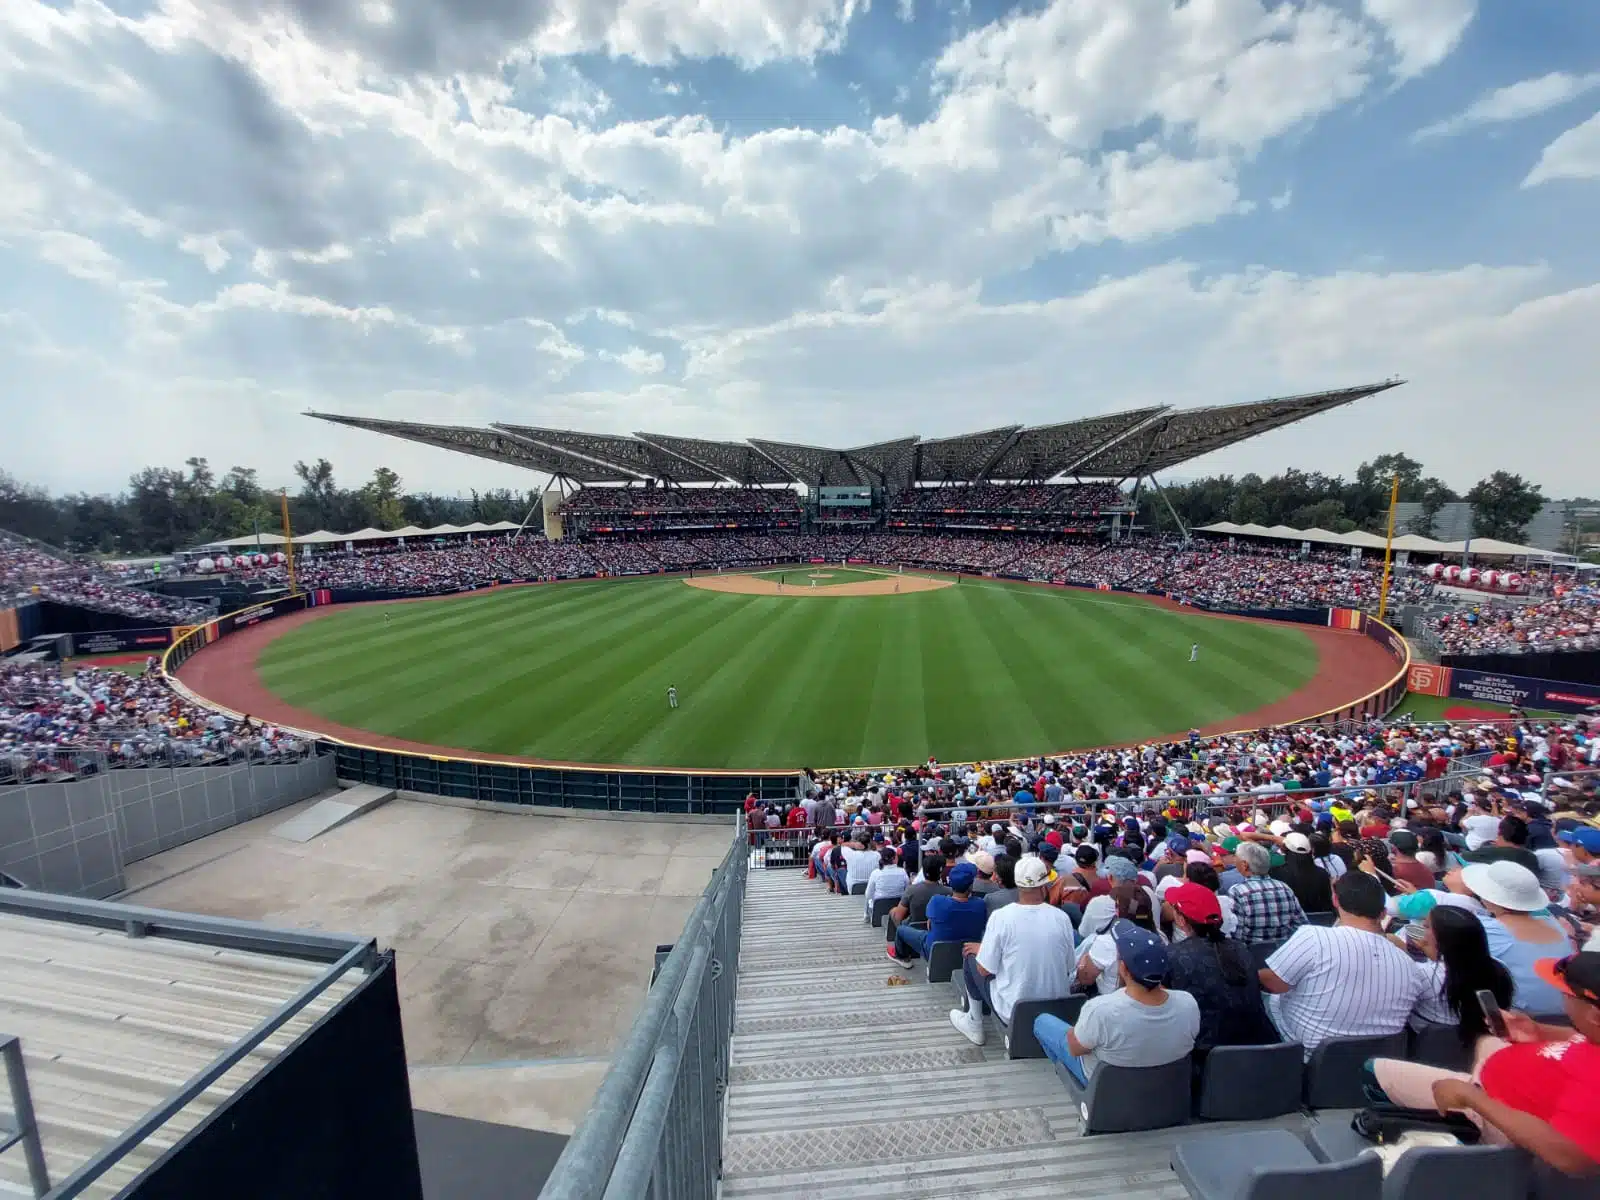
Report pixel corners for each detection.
[722,869,1297,1199]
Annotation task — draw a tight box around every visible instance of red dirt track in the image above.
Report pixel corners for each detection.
[176,579,1404,771]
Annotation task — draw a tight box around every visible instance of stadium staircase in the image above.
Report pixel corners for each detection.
[720,870,1309,1200]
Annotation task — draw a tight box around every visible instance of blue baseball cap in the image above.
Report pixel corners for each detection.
[1557,828,1600,854]
[947,861,978,890]
[1166,835,1190,856]
[1111,919,1169,987]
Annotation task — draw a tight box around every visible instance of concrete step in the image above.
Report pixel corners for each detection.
[273,784,395,843]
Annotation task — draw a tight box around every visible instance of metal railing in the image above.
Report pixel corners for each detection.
[541,815,747,1200]
[0,889,380,1198]
[0,1035,48,1197]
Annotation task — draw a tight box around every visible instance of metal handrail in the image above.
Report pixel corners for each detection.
[541,815,747,1200]
[0,890,379,1198]
[0,1035,49,1197]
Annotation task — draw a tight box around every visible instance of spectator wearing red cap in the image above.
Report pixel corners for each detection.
[1163,882,1277,1055]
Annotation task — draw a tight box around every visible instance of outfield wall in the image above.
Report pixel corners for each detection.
[1406,662,1600,715]
[163,574,1410,815]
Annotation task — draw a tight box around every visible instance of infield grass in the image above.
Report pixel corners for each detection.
[255,572,1321,769]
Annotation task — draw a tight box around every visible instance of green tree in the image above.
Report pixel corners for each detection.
[1466,472,1545,542]
[293,458,339,528]
[361,467,405,529]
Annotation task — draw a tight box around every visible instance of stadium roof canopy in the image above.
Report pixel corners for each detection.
[307,381,1401,488]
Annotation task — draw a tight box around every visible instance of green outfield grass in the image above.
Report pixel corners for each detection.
[1395,692,1568,723]
[255,574,1322,769]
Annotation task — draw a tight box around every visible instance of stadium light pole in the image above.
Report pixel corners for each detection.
[280,489,298,595]
[1378,471,1399,621]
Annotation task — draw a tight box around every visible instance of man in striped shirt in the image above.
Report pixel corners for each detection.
[1229,842,1307,944]
[1258,872,1426,1056]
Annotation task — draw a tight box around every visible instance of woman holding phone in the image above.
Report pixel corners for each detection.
[1411,902,1514,1046]
[1366,951,1600,1178]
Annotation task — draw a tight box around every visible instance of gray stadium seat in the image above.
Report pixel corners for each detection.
[1307,1123,1528,1200]
[1248,940,1285,971]
[869,896,896,927]
[1305,911,1337,927]
[1530,1158,1600,1200]
[1194,1042,1305,1121]
[996,995,1084,1059]
[1303,1032,1408,1109]
[1057,1055,1192,1135]
[1171,1129,1382,1200]
[926,940,963,984]
[849,881,867,895]
[1408,1021,1472,1072]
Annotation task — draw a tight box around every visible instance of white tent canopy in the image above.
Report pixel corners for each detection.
[188,521,529,552]
[1194,522,1569,560]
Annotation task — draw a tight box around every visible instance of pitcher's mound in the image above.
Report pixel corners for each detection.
[684,573,953,598]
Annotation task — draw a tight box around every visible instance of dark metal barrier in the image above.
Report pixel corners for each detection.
[329,744,796,815]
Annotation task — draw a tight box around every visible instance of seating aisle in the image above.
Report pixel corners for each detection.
[719,869,1308,1200]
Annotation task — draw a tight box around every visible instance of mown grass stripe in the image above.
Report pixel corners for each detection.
[253,575,1326,768]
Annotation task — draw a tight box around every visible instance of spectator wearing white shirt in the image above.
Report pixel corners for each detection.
[839,833,880,893]
[948,855,1075,1046]
[862,847,909,922]
[1259,871,1427,1057]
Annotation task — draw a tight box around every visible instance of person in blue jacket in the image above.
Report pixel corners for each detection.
[892,861,989,965]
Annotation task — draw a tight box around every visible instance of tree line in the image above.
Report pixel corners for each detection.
[0,450,1558,556]
[1135,453,1551,545]
[0,458,541,555]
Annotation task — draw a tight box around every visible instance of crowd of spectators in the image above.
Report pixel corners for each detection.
[890,483,1127,515]
[237,528,1463,618]
[776,719,1600,1176]
[1,657,309,781]
[1,531,210,624]
[562,486,803,515]
[1433,590,1600,655]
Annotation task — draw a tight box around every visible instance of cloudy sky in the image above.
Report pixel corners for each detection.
[1,0,1596,499]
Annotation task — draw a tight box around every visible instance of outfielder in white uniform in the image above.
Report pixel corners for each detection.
[667,686,678,709]
[1190,643,1200,663]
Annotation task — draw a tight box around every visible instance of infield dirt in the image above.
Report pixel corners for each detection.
[683,573,951,597]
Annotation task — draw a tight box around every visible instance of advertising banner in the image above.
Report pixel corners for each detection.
[1407,663,1600,715]
[70,626,174,655]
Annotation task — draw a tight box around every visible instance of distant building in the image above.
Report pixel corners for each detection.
[1391,501,1570,552]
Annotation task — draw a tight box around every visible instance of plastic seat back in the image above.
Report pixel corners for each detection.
[1077,1056,1193,1135]
[926,940,963,984]
[870,896,896,927]
[1383,1143,1527,1200]
[1304,1032,1408,1109]
[1407,1021,1471,1072]
[999,995,1085,1059]
[1194,1042,1305,1120]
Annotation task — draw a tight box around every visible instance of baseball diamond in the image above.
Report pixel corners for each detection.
[180,570,1401,771]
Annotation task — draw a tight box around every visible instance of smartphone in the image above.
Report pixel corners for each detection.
[1476,989,1509,1040]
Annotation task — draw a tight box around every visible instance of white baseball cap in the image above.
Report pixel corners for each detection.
[1014,855,1051,889]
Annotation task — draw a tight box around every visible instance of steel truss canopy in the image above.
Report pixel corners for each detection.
[308,382,1401,487]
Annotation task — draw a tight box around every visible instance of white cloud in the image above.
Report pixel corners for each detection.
[603,346,667,375]
[935,0,1376,154]
[1414,71,1600,140]
[1269,187,1293,210]
[1,0,1586,508]
[1523,109,1600,187]
[1360,0,1475,80]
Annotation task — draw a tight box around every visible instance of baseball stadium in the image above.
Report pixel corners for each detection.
[168,382,1414,778]
[5,381,1598,1200]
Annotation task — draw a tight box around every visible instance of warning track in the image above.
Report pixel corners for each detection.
[176,578,1404,772]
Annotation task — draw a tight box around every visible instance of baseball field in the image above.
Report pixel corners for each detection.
[172,568,1405,770]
